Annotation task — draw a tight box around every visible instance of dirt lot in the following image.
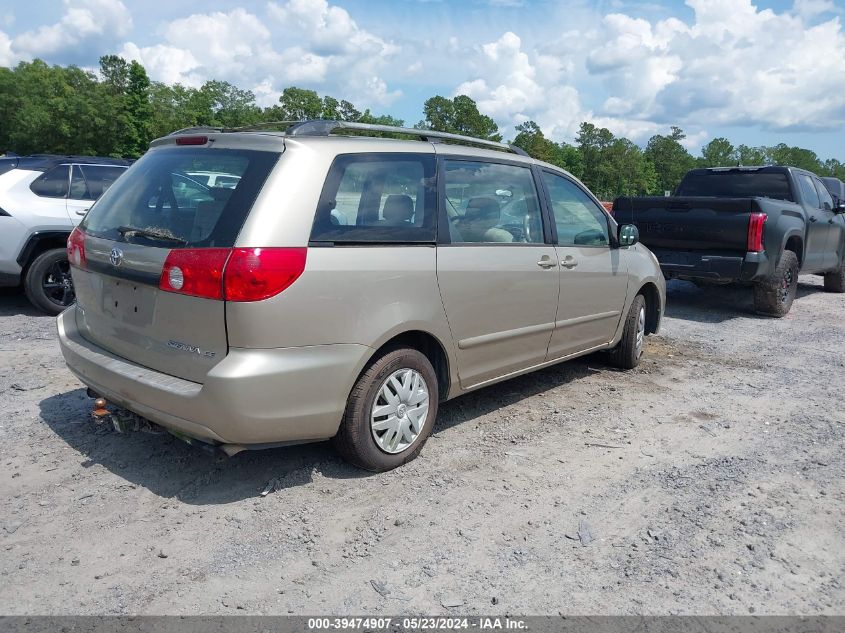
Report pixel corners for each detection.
[0,278,843,615]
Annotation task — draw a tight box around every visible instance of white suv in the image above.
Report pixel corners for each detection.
[0,155,130,313]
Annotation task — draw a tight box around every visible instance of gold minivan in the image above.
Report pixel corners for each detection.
[58,121,665,471]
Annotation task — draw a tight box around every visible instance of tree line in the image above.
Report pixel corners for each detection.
[1,57,843,199]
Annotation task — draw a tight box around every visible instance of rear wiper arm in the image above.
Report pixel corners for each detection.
[117,226,186,245]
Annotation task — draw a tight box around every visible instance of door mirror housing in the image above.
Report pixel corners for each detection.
[618,224,639,247]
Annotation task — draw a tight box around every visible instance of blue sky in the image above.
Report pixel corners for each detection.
[1,0,844,160]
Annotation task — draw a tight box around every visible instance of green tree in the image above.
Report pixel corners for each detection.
[277,87,323,121]
[735,144,768,166]
[700,137,735,167]
[644,126,696,194]
[418,95,501,141]
[766,143,823,173]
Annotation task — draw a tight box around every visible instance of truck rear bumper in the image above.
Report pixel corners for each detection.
[654,250,769,282]
[57,307,371,447]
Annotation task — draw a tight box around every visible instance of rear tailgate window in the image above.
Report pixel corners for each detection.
[676,171,794,201]
[80,147,279,247]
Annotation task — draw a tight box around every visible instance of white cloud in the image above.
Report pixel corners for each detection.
[11,0,131,59]
[0,30,12,67]
[455,32,585,139]
[118,42,202,87]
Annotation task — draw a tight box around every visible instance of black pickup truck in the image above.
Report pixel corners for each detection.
[614,166,845,316]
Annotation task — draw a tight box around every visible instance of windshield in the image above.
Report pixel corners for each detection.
[81,147,279,247]
[676,171,794,202]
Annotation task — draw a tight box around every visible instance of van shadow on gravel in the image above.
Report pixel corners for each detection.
[664,278,825,323]
[38,358,599,504]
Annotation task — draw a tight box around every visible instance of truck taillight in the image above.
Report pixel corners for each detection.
[67,227,87,269]
[159,247,307,302]
[747,212,767,253]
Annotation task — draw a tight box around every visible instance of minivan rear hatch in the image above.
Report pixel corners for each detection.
[71,141,281,383]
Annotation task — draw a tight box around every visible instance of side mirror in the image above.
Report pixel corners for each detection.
[618,224,639,247]
[836,202,845,215]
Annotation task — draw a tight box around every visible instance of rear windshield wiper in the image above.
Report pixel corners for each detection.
[117,226,187,245]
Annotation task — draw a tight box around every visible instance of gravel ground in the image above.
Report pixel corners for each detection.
[0,278,843,615]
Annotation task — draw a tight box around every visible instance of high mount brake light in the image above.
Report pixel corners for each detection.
[747,212,767,253]
[67,227,87,269]
[159,247,307,302]
[175,136,208,146]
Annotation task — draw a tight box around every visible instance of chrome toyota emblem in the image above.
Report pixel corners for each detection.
[109,247,124,267]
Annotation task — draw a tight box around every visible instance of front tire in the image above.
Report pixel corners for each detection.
[333,347,439,472]
[609,294,646,370]
[753,250,798,317]
[823,259,845,293]
[23,248,75,316]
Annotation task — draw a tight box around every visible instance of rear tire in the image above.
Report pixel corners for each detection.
[24,248,75,316]
[753,250,798,317]
[333,347,439,472]
[823,259,845,293]
[609,294,646,370]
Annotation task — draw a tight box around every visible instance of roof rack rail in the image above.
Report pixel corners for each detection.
[167,120,531,157]
[284,120,530,157]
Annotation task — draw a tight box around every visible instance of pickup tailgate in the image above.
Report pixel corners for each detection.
[613,196,755,252]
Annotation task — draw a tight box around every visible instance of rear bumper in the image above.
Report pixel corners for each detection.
[654,250,770,282]
[57,308,370,446]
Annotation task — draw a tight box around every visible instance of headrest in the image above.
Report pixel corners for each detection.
[465,197,500,221]
[383,194,414,222]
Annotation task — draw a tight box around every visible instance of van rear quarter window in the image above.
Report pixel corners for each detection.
[310,153,437,243]
[80,147,279,248]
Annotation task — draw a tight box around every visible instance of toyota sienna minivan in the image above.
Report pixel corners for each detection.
[58,121,665,471]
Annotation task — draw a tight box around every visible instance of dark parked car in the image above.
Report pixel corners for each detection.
[820,177,845,209]
[614,166,845,316]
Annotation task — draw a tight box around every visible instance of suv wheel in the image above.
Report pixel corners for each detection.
[24,248,75,315]
[334,347,438,472]
[609,294,646,369]
[823,259,845,293]
[753,250,798,317]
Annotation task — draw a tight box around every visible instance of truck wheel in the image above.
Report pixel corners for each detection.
[609,294,646,370]
[23,248,75,316]
[333,347,438,472]
[823,260,845,293]
[753,250,798,317]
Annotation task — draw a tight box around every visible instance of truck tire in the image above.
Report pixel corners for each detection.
[23,248,75,316]
[609,294,646,370]
[753,250,798,317]
[823,259,845,293]
[333,347,438,472]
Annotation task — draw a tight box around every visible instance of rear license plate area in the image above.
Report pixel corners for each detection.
[101,278,155,325]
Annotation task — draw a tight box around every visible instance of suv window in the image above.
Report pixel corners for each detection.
[69,165,127,201]
[80,148,279,248]
[797,174,821,208]
[814,177,834,210]
[311,153,436,243]
[444,160,543,244]
[542,171,610,247]
[30,165,70,198]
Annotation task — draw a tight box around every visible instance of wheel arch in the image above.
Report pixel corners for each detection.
[361,329,453,402]
[637,281,662,335]
[17,231,70,271]
[782,232,804,267]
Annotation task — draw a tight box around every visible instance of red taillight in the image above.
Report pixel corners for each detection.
[159,248,230,299]
[158,247,307,302]
[175,136,208,146]
[747,212,767,252]
[67,227,87,269]
[224,248,307,302]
